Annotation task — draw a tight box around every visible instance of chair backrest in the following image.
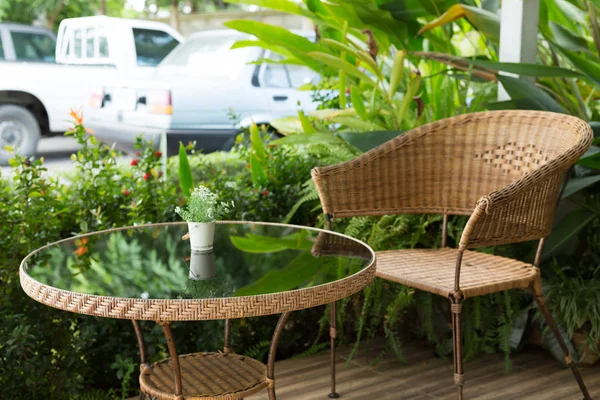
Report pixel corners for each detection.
[312,110,592,247]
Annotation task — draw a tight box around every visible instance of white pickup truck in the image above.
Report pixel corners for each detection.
[0,17,182,164]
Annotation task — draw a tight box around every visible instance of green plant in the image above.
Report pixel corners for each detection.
[175,185,233,222]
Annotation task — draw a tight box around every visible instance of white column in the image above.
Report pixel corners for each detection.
[498,0,540,101]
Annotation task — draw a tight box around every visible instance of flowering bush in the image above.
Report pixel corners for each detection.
[175,185,233,223]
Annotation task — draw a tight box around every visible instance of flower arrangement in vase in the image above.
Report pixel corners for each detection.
[176,185,233,251]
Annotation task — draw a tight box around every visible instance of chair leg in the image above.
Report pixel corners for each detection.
[531,289,591,400]
[329,301,339,398]
[450,296,464,400]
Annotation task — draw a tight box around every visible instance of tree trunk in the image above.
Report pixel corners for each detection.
[170,0,181,32]
[100,0,107,15]
[46,1,65,29]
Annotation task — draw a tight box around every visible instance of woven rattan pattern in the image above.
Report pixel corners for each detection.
[312,110,593,249]
[139,352,267,400]
[375,249,538,299]
[20,222,375,321]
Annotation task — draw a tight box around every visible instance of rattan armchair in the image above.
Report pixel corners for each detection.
[311,110,593,400]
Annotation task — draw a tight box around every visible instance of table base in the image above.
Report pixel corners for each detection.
[139,352,269,400]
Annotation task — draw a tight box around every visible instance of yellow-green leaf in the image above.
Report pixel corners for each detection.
[308,52,376,86]
[298,110,316,134]
[418,4,500,42]
[350,87,368,121]
[388,50,406,98]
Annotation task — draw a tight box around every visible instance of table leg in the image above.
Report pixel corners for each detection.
[158,321,183,399]
[132,320,148,400]
[267,312,291,400]
[224,319,232,354]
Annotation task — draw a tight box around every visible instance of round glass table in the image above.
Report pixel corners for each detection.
[20,221,375,400]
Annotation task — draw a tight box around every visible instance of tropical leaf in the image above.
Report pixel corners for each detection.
[417,4,500,42]
[562,175,600,198]
[229,233,313,253]
[233,252,325,297]
[542,208,596,260]
[549,22,590,53]
[271,132,346,146]
[498,75,568,114]
[339,131,402,152]
[178,142,193,198]
[350,87,368,121]
[307,52,377,86]
[557,47,600,89]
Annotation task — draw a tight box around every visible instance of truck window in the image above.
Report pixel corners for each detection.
[287,64,320,88]
[99,35,109,58]
[11,31,56,62]
[133,28,178,66]
[73,28,83,59]
[86,27,95,58]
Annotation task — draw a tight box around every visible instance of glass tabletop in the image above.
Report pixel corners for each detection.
[22,222,374,307]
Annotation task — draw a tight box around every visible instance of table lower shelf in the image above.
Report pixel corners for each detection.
[139,351,269,400]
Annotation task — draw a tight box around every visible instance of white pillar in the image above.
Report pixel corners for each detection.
[498,0,540,101]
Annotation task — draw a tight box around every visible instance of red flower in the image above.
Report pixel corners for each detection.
[130,159,139,166]
[135,151,141,157]
[154,151,162,157]
[261,190,269,196]
[122,189,131,196]
[143,172,151,180]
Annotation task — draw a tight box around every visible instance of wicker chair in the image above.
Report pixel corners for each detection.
[311,110,593,400]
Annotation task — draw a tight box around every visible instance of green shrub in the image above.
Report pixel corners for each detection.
[0,117,326,398]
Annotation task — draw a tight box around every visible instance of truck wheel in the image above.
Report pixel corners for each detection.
[0,105,41,165]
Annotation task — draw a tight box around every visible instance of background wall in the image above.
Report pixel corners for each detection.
[153,9,313,36]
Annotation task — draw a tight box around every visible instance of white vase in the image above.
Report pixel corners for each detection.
[187,222,215,252]
[189,251,216,280]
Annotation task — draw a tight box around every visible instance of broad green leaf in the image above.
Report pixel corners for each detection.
[549,22,590,53]
[298,110,316,134]
[250,122,267,161]
[310,108,360,119]
[350,86,368,120]
[320,38,380,78]
[339,130,402,152]
[418,4,500,42]
[224,20,323,54]
[307,51,377,86]
[229,233,313,253]
[270,116,303,135]
[468,60,582,78]
[388,50,406,98]
[576,146,600,169]
[498,75,568,114]
[558,47,600,89]
[271,132,346,146]
[233,252,324,297]
[542,208,596,260]
[332,116,387,131]
[590,121,600,137]
[178,142,193,198]
[250,153,268,187]
[555,0,587,24]
[562,175,600,198]
[484,100,517,110]
[397,72,422,122]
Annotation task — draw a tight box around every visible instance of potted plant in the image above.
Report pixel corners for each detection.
[176,185,233,251]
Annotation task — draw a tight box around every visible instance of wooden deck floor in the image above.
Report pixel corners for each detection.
[248,340,600,400]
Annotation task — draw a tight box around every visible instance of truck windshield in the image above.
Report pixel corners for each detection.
[158,34,251,79]
[11,31,56,62]
[133,28,179,67]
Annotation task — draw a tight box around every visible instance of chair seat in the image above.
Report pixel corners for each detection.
[375,248,538,299]
[140,352,268,400]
